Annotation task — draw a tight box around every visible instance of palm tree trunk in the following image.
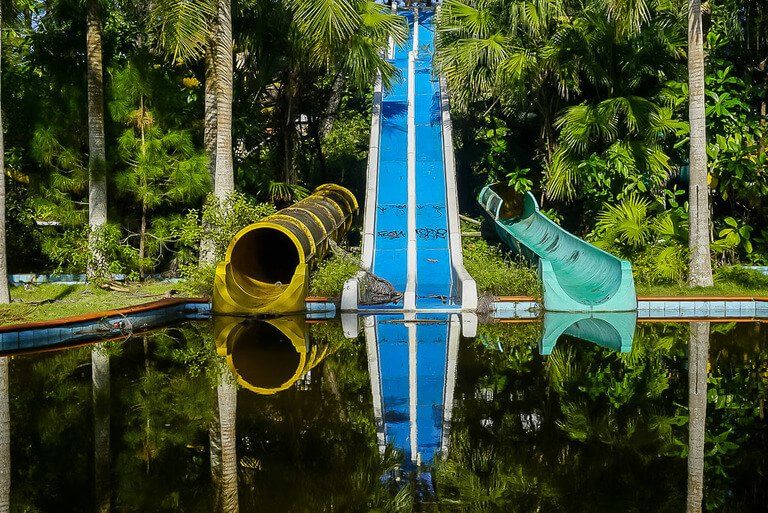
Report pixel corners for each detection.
[205,45,218,183]
[687,0,713,287]
[217,371,238,512]
[213,0,235,201]
[92,345,110,513]
[87,0,108,280]
[686,321,709,513]
[0,29,9,513]
[0,4,10,305]
[200,45,219,266]
[0,357,10,513]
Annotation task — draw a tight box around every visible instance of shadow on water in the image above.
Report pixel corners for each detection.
[0,315,767,511]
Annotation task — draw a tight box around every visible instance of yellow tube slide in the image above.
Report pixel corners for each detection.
[213,184,358,315]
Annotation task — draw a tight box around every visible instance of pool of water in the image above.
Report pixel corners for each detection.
[1,318,766,511]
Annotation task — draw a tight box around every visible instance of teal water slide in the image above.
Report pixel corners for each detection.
[478,184,637,312]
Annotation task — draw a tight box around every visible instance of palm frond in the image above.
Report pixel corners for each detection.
[596,194,653,248]
[150,0,216,62]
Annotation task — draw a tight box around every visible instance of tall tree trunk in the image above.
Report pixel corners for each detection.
[205,46,218,184]
[0,357,10,513]
[320,74,344,139]
[92,345,110,513]
[686,321,709,513]
[139,103,148,278]
[139,200,147,278]
[217,370,238,513]
[687,0,714,287]
[213,0,235,201]
[0,2,9,305]
[200,45,219,266]
[87,0,108,280]
[283,73,295,185]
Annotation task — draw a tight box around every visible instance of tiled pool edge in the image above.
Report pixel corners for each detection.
[491,297,768,320]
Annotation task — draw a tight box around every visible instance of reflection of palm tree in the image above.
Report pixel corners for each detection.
[0,357,10,513]
[217,369,238,513]
[92,344,110,513]
[687,322,709,513]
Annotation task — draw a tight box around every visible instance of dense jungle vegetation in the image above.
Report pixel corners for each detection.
[0,0,766,298]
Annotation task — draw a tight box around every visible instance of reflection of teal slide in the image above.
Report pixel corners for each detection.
[478,184,637,312]
[539,311,637,355]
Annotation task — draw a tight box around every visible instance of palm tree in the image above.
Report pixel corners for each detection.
[212,0,235,201]
[687,322,709,513]
[0,357,10,513]
[92,345,110,513]
[0,0,9,304]
[687,0,713,286]
[86,0,108,279]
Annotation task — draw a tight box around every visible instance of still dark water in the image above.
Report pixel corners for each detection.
[1,318,766,512]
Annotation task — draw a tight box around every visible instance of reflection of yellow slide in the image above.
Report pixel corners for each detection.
[214,316,343,395]
[213,184,358,315]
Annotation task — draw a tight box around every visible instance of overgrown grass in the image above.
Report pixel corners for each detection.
[0,282,184,326]
[309,254,360,297]
[462,239,541,297]
[637,266,768,297]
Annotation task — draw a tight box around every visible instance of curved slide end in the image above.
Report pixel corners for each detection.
[478,183,637,312]
[539,311,637,355]
[214,184,358,315]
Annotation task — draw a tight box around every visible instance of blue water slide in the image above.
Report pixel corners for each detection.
[342,9,477,312]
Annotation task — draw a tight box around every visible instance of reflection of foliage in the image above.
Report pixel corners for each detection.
[700,323,768,511]
[436,323,694,511]
[475,322,541,373]
[113,324,217,511]
[9,349,92,510]
[438,321,768,511]
[236,321,405,512]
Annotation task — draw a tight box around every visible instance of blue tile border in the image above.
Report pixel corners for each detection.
[492,298,768,320]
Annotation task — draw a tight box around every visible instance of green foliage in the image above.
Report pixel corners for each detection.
[323,111,370,177]
[590,192,689,285]
[713,265,768,290]
[39,223,142,278]
[177,192,276,263]
[309,252,360,297]
[462,239,540,296]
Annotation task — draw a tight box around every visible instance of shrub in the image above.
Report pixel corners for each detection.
[310,253,360,297]
[179,263,216,297]
[714,265,768,289]
[177,192,277,264]
[462,239,540,297]
[632,243,689,286]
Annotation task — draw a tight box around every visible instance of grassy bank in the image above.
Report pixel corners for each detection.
[0,282,184,327]
[636,283,768,297]
[4,259,768,330]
